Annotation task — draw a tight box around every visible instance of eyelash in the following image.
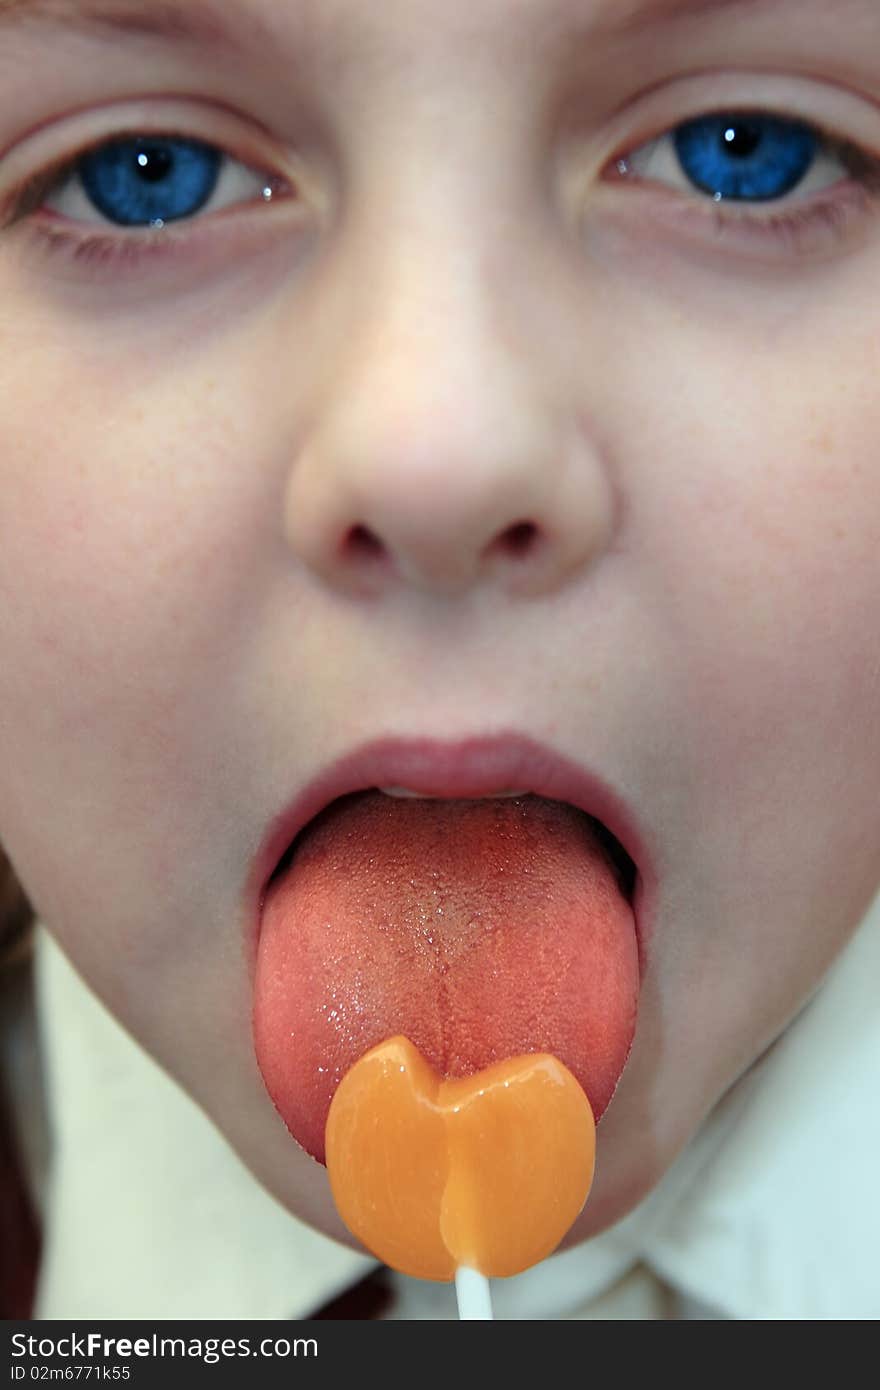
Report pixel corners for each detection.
[612,120,880,257]
[0,128,292,270]
[2,112,880,273]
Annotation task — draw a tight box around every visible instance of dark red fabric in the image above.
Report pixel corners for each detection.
[309,1267,394,1319]
[0,1082,40,1319]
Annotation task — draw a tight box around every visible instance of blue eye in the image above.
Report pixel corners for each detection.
[673,113,818,202]
[78,136,222,227]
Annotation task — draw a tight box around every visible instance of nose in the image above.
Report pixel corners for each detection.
[284,230,614,601]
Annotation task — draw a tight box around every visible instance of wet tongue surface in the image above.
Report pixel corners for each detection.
[253,791,639,1164]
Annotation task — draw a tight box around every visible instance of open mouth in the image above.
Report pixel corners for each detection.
[267,788,638,907]
[568,804,637,903]
[253,777,642,1164]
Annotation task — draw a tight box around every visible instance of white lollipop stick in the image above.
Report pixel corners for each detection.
[455,1266,494,1320]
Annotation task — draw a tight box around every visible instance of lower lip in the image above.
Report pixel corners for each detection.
[246,733,657,977]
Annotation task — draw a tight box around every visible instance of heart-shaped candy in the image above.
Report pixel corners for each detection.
[325,1036,596,1281]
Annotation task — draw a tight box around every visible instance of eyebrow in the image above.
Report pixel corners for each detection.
[0,0,775,47]
[604,0,763,34]
[0,0,266,46]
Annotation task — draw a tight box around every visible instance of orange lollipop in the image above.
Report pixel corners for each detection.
[325,1036,596,1287]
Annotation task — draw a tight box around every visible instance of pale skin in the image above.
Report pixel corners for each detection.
[0,0,879,1256]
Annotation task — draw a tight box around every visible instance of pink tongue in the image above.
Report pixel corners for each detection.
[253,791,639,1164]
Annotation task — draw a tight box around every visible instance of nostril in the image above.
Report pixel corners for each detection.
[339,518,543,584]
[498,521,540,558]
[344,524,385,560]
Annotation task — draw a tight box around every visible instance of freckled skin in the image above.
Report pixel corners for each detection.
[0,1,879,1255]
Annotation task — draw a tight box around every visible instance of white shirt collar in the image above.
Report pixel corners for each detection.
[32,890,880,1319]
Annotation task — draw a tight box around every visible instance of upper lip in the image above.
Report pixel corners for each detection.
[249,731,653,960]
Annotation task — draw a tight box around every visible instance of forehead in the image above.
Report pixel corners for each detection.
[0,0,794,47]
[0,0,869,104]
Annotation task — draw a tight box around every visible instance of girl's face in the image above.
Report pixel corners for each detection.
[1,0,879,1247]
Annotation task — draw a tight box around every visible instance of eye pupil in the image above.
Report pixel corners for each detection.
[721,121,762,160]
[135,145,174,184]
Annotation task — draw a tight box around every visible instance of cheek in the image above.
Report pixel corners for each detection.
[0,313,275,697]
[1,352,239,616]
[0,332,269,961]
[622,277,880,755]
[617,289,880,1119]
